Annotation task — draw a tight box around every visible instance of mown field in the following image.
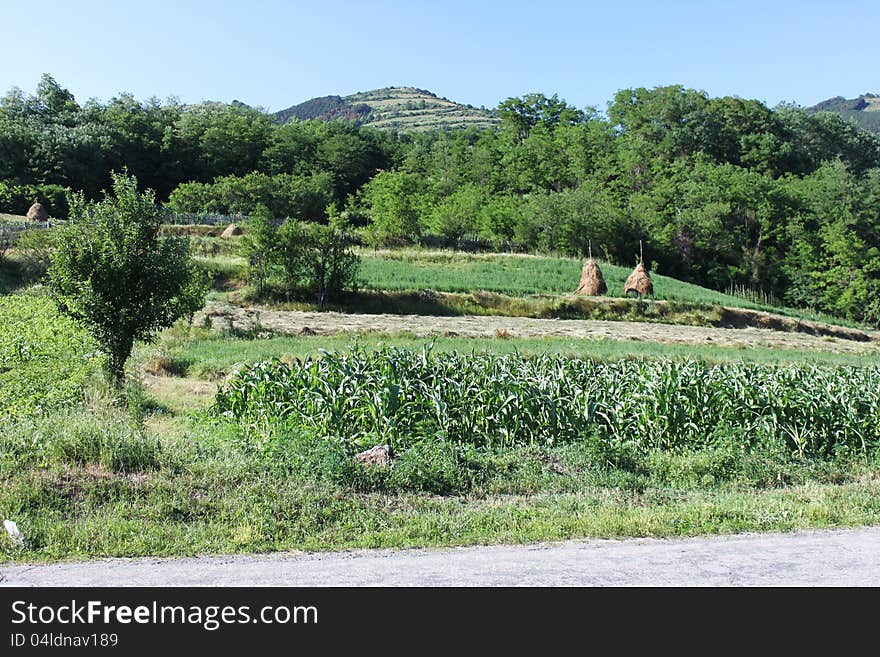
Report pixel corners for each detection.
[2,233,880,561]
[147,329,880,378]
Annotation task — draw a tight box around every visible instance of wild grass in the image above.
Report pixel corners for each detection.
[194,255,246,291]
[1,408,160,472]
[0,294,100,418]
[3,400,878,560]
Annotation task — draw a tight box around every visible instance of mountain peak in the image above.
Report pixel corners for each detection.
[808,93,880,134]
[275,86,499,132]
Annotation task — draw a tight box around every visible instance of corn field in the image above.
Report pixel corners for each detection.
[215,346,880,456]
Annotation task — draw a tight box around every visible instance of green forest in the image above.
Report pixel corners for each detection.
[3,74,880,324]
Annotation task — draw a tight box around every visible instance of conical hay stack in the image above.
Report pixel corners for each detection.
[623,261,653,296]
[27,200,48,222]
[221,223,242,237]
[575,258,607,295]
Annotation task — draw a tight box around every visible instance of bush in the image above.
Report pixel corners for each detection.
[0,180,70,218]
[239,204,277,294]
[427,185,483,242]
[360,171,428,246]
[167,172,334,221]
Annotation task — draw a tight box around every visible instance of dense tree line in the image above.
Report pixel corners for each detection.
[3,75,880,323]
[0,75,402,208]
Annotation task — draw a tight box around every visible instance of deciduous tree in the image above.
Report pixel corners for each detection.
[49,172,205,385]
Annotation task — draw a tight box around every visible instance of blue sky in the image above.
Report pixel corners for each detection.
[0,0,876,112]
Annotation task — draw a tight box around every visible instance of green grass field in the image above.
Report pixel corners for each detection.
[2,313,878,561]
[5,223,862,328]
[356,249,858,327]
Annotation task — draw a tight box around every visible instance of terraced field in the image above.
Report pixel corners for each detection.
[276,86,500,132]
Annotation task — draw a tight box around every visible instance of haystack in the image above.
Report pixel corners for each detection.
[221,223,242,237]
[623,260,653,296]
[26,198,48,222]
[575,258,607,295]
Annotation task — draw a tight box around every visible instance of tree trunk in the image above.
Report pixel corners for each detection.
[105,339,133,388]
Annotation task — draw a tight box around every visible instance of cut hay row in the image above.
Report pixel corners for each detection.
[215,347,880,456]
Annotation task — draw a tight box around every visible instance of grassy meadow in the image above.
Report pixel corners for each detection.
[359,249,740,300]
[356,249,860,327]
[195,244,863,329]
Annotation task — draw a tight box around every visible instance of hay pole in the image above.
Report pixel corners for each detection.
[624,239,653,297]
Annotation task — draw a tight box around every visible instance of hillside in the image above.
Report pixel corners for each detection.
[808,93,880,134]
[274,86,500,132]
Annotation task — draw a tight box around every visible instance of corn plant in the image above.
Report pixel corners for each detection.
[215,345,880,457]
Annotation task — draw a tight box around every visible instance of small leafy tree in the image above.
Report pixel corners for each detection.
[306,223,360,306]
[360,171,426,246]
[276,220,359,305]
[240,203,277,294]
[49,172,205,385]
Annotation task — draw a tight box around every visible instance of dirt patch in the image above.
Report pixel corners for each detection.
[196,301,880,355]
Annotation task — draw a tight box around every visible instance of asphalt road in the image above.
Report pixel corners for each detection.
[3,527,879,586]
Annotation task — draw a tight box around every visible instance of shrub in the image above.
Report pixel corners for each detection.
[166,172,333,221]
[239,204,277,295]
[0,181,71,218]
[360,171,427,246]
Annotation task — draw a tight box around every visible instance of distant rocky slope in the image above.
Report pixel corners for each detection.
[275,86,500,131]
[808,93,880,134]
